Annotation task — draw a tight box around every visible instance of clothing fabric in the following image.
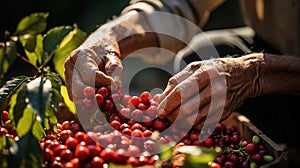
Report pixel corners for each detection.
[122,0,300,62]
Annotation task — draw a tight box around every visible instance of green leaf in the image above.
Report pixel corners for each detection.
[16,106,34,138]
[8,132,42,168]
[31,119,44,141]
[108,164,133,168]
[19,34,36,52]
[15,12,48,35]
[26,77,52,125]
[0,136,6,150]
[0,76,28,112]
[19,34,44,65]
[9,86,27,126]
[182,147,216,168]
[61,85,76,114]
[4,40,17,65]
[0,40,17,76]
[158,142,175,162]
[53,28,87,81]
[43,26,73,65]
[45,72,62,113]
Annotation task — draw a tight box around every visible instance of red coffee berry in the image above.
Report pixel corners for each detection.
[250,153,263,164]
[128,96,140,108]
[121,95,131,106]
[95,94,104,105]
[43,148,54,162]
[143,130,153,137]
[1,111,9,122]
[119,107,131,120]
[65,137,79,151]
[82,98,94,109]
[189,131,200,141]
[97,87,109,98]
[83,86,95,98]
[75,145,90,162]
[153,119,167,131]
[131,123,143,131]
[91,156,104,168]
[137,103,147,111]
[60,149,73,162]
[140,91,151,104]
[146,106,157,118]
[110,120,121,130]
[203,137,214,147]
[142,116,153,127]
[131,109,143,121]
[122,128,132,136]
[87,144,102,157]
[0,127,8,136]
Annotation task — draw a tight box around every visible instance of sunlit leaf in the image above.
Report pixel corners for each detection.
[158,142,175,162]
[44,107,58,131]
[60,85,76,114]
[0,76,28,112]
[108,164,133,168]
[16,106,34,138]
[42,26,73,65]
[9,86,27,126]
[180,146,216,168]
[8,132,42,168]
[15,12,48,35]
[19,34,36,52]
[19,34,44,65]
[53,28,87,81]
[26,77,52,125]
[32,119,44,141]
[45,72,62,113]
[0,136,6,150]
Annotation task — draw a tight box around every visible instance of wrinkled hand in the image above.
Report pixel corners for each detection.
[157,54,262,130]
[64,47,123,102]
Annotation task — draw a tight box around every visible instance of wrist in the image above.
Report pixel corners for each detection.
[107,10,159,59]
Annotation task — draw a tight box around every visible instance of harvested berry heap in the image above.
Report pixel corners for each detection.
[1,86,275,168]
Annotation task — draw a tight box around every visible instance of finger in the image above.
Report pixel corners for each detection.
[192,97,230,130]
[70,49,116,90]
[158,67,220,118]
[164,85,212,122]
[159,69,195,103]
[64,58,88,102]
[159,62,203,102]
[104,53,123,91]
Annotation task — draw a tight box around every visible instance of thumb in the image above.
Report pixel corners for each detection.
[105,53,123,91]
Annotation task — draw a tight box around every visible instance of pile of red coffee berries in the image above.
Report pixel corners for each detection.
[76,86,275,168]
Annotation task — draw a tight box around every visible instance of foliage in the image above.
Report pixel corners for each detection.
[0,12,87,167]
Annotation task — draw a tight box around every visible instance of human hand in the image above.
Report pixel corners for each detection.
[64,46,122,102]
[157,54,263,130]
[64,10,160,102]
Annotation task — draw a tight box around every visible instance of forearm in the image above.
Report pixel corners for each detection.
[80,0,225,64]
[259,53,300,96]
[80,10,158,58]
[122,0,225,55]
[241,53,300,97]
